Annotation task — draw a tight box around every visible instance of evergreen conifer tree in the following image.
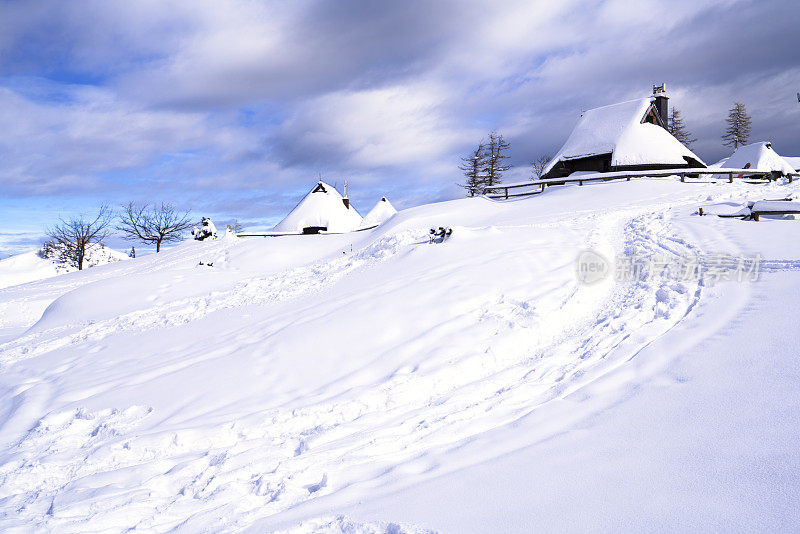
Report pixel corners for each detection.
[722,102,752,149]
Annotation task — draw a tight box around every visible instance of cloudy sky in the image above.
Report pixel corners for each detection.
[1,0,798,256]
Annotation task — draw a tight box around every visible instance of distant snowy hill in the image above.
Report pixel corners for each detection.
[0,243,129,291]
[1,178,800,532]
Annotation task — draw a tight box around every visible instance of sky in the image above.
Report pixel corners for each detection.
[1,0,799,257]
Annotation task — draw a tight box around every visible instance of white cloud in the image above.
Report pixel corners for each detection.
[0,85,258,195]
[275,83,477,169]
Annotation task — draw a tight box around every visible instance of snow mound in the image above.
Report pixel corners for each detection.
[715,142,796,174]
[699,202,751,217]
[274,181,363,233]
[361,197,398,227]
[0,243,128,290]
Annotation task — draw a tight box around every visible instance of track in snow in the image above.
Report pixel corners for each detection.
[0,197,720,532]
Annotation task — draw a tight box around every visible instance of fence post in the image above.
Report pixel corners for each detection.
[504,187,508,199]
[729,173,733,183]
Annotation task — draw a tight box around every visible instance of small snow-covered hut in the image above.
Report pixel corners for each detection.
[361,197,397,228]
[542,87,705,179]
[715,142,796,175]
[274,181,363,234]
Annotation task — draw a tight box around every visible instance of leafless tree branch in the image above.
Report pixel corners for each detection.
[46,205,114,270]
[530,155,552,179]
[117,202,194,252]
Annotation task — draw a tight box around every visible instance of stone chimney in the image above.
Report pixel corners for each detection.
[653,83,668,128]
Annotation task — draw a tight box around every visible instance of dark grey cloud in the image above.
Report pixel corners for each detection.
[113,0,472,110]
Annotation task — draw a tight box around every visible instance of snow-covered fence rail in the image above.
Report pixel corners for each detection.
[481,181,546,199]
[237,225,379,238]
[483,168,799,200]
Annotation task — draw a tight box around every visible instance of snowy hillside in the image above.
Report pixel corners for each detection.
[0,243,128,291]
[1,178,800,532]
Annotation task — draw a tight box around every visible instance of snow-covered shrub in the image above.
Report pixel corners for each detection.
[192,218,218,241]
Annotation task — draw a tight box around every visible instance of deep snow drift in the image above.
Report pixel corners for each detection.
[0,243,128,291]
[1,178,799,532]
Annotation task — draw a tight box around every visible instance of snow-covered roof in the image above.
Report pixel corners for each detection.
[544,97,705,175]
[707,158,728,169]
[715,142,796,175]
[361,197,397,228]
[273,181,363,233]
[783,157,800,171]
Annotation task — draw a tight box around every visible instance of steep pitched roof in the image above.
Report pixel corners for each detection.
[716,142,796,174]
[361,197,397,227]
[544,97,705,175]
[273,181,363,233]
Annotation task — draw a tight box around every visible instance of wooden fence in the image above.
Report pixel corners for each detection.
[483,168,798,200]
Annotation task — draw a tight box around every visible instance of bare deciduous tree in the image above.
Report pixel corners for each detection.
[117,202,193,253]
[485,130,511,186]
[46,206,114,270]
[458,141,488,196]
[530,154,552,179]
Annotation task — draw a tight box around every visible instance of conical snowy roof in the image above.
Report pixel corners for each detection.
[274,181,363,233]
[361,197,397,227]
[715,142,795,175]
[543,96,705,176]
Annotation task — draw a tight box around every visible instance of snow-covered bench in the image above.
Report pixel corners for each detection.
[698,199,800,221]
[749,200,800,221]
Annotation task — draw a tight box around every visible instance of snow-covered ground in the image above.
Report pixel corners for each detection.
[1,178,799,532]
[0,243,128,292]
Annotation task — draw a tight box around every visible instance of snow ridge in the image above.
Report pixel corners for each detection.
[0,231,423,369]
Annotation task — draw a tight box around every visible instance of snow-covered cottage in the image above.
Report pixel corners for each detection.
[542,87,705,179]
[714,142,796,175]
[274,181,363,234]
[361,197,397,228]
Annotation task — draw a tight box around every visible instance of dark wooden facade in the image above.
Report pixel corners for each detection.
[546,155,704,179]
